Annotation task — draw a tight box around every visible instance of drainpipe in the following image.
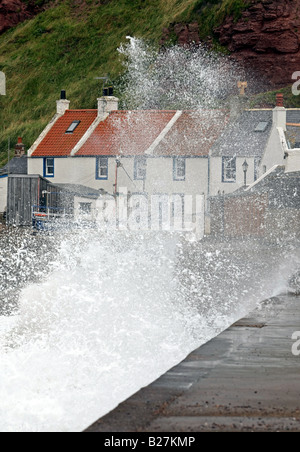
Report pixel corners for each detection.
[114,158,121,196]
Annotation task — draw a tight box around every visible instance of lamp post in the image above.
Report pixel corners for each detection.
[242,160,249,187]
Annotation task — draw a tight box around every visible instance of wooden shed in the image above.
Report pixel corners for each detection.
[6,175,64,227]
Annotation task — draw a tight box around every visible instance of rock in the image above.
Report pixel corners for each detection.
[0,0,43,35]
[161,0,300,88]
[160,21,200,47]
[214,0,300,87]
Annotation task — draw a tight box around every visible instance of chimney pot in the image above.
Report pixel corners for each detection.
[273,93,286,131]
[15,137,25,157]
[276,93,284,108]
[56,90,70,115]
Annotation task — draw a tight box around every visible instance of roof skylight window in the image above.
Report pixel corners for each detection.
[254,122,269,132]
[66,120,80,134]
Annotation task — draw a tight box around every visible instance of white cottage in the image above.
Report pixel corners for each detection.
[26,91,294,233]
[27,92,229,234]
[209,94,290,197]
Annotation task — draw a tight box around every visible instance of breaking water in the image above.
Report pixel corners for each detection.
[0,37,297,433]
[0,228,299,432]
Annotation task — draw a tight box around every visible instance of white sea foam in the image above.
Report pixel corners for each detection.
[0,229,299,432]
[0,231,220,432]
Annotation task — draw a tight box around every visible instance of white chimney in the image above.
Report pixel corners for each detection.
[56,90,70,115]
[273,93,286,131]
[97,95,119,117]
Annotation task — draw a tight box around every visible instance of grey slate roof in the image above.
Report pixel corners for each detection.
[211,110,272,158]
[286,110,300,124]
[248,166,300,209]
[0,156,28,175]
[221,166,300,209]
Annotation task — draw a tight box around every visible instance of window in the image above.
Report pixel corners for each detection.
[222,157,236,183]
[96,157,108,180]
[173,157,186,181]
[79,203,92,214]
[66,121,80,134]
[43,158,54,178]
[134,156,147,180]
[254,122,269,132]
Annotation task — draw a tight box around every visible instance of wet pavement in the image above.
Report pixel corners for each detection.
[85,294,300,432]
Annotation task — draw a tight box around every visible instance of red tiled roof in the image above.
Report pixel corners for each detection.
[154,110,230,156]
[31,108,229,158]
[77,110,177,156]
[31,110,98,157]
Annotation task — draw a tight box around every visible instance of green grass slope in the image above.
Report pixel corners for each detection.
[0,0,296,166]
[0,0,256,164]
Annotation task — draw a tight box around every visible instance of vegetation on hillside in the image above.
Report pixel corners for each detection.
[0,0,298,166]
[180,0,250,38]
[0,0,206,165]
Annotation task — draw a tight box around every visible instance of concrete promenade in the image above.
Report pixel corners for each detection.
[86,294,300,432]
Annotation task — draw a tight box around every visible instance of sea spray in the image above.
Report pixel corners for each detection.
[1,228,299,432]
[0,37,298,432]
[117,37,242,110]
[0,231,213,431]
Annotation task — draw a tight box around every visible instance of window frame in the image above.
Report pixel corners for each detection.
[134,156,147,181]
[96,157,108,180]
[43,157,54,178]
[173,157,186,181]
[222,156,236,183]
[254,121,269,133]
[65,120,81,134]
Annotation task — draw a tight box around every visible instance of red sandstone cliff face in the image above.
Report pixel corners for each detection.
[161,0,300,88]
[215,0,300,87]
[0,0,41,35]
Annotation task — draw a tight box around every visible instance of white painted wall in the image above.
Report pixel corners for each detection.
[28,156,209,198]
[0,176,7,213]
[28,156,208,237]
[259,127,285,176]
[285,149,300,173]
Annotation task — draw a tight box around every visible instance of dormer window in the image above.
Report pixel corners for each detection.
[66,120,80,134]
[254,122,268,132]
